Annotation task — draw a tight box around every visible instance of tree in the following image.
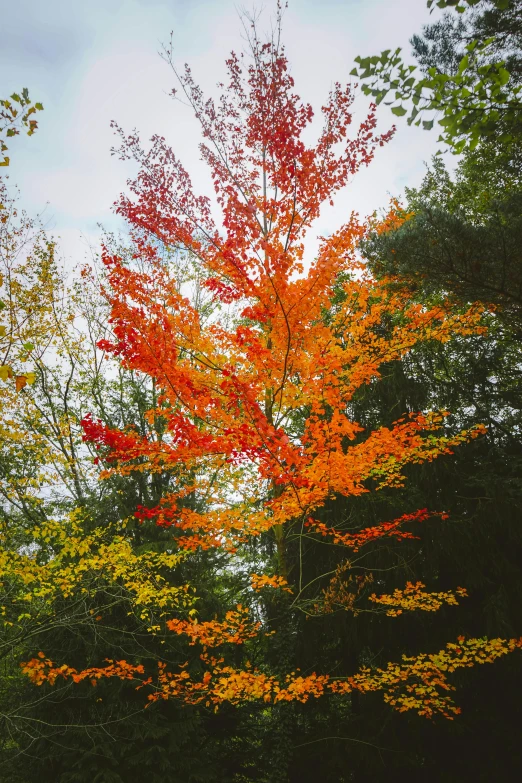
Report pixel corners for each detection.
[1,88,45,392]
[0,212,228,780]
[21,9,521,735]
[351,0,522,153]
[354,14,522,770]
[362,143,522,324]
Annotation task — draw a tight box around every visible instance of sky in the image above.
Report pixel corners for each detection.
[1,0,446,267]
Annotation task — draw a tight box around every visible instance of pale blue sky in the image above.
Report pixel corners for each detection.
[1,0,445,264]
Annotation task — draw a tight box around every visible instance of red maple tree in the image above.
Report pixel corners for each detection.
[23,5,521,718]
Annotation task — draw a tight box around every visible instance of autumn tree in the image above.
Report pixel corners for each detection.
[0,84,240,782]
[0,86,45,392]
[0,217,234,778]
[20,6,521,762]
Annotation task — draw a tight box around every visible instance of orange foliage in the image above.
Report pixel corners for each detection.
[371,198,414,237]
[319,566,374,615]
[166,605,261,646]
[250,573,293,593]
[22,636,522,719]
[369,581,468,616]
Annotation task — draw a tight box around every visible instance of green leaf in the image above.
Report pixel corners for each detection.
[498,68,510,86]
[457,55,469,74]
[391,105,407,117]
[453,139,467,154]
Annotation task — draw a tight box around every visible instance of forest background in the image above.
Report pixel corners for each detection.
[0,0,521,781]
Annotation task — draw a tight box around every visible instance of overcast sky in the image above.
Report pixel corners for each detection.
[1,0,446,266]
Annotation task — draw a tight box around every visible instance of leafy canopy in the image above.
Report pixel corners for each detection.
[351,0,522,153]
